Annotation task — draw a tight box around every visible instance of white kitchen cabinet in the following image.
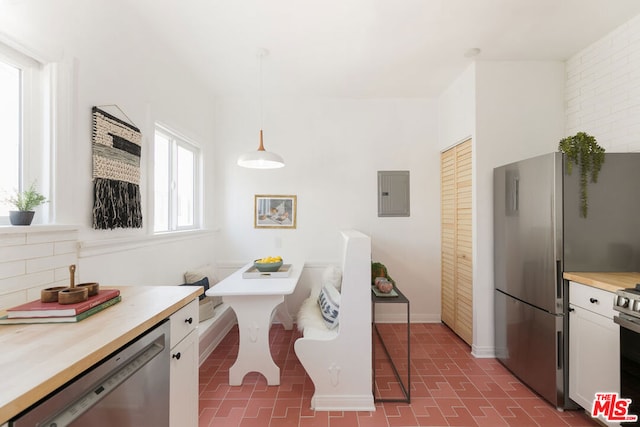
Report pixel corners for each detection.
[569,281,619,426]
[169,299,199,427]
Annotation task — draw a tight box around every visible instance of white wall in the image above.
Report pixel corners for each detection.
[439,61,565,356]
[213,96,442,322]
[474,61,565,356]
[565,14,640,152]
[0,0,217,286]
[438,64,476,151]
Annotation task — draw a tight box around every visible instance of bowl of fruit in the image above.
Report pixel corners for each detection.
[254,256,283,272]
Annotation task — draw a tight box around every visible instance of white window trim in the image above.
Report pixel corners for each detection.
[0,42,52,225]
[152,122,203,233]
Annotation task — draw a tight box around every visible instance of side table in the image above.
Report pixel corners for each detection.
[371,285,410,403]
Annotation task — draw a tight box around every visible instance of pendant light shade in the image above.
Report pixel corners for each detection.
[237,49,285,169]
[237,130,285,169]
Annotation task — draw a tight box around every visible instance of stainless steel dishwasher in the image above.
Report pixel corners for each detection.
[11,319,170,427]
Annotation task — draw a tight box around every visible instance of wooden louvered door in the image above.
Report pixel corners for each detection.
[440,139,473,345]
[440,148,456,329]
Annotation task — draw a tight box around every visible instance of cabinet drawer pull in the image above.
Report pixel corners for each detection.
[589,298,598,304]
[185,317,193,324]
[172,352,181,360]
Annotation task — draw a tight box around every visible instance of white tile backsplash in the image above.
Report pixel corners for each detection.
[54,241,77,255]
[54,266,72,282]
[26,253,77,275]
[0,234,26,248]
[0,270,54,293]
[0,261,26,281]
[0,227,78,310]
[0,290,29,312]
[26,230,77,244]
[0,243,54,263]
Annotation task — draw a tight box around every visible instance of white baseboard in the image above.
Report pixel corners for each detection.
[310,394,376,412]
[471,344,495,358]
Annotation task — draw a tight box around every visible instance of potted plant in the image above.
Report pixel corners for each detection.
[558,132,605,218]
[371,261,395,285]
[6,182,47,226]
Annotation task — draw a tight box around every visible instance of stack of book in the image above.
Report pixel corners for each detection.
[0,288,121,324]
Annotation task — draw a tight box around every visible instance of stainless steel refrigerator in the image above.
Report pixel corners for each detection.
[494,152,640,409]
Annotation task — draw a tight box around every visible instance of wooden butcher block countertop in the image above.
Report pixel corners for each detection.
[564,272,640,293]
[0,285,202,424]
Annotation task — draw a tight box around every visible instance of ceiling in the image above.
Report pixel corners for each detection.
[124,0,640,98]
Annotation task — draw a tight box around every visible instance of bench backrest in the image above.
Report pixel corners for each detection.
[294,229,374,411]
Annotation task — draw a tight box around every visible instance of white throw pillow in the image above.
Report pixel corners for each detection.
[184,264,216,285]
[184,264,223,311]
[317,284,341,329]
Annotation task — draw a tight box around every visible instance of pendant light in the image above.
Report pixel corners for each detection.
[237,49,285,169]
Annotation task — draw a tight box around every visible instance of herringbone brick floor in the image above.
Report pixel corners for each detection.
[198,323,598,426]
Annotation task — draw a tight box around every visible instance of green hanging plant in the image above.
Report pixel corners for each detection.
[558,132,605,218]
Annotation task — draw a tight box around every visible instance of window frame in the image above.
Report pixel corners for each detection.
[152,123,202,233]
[0,42,48,225]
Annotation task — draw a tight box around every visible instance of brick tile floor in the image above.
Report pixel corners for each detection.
[199,323,599,427]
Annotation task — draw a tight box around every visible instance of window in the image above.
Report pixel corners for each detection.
[0,43,47,224]
[0,59,20,216]
[153,125,201,232]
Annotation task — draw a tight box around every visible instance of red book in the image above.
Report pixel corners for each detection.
[7,289,121,318]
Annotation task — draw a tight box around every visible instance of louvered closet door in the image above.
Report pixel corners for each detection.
[440,139,473,345]
[440,148,456,328]
[454,141,472,345]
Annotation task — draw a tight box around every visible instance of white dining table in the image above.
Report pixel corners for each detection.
[206,261,304,386]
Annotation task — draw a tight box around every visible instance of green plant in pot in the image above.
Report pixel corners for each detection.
[6,182,47,226]
[371,261,395,285]
[558,132,605,218]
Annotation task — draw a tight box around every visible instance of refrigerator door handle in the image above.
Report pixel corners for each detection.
[557,331,563,370]
[556,260,563,300]
[513,176,519,212]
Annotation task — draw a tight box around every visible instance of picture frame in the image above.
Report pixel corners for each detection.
[254,195,297,229]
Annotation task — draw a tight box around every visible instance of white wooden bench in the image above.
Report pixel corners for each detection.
[198,303,236,365]
[294,230,375,411]
[180,264,238,365]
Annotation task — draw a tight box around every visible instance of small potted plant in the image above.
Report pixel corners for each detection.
[6,182,47,226]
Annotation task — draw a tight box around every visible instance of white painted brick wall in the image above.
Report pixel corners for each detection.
[566,15,640,152]
[0,227,78,311]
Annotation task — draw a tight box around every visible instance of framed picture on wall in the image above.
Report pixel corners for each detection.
[254,195,297,229]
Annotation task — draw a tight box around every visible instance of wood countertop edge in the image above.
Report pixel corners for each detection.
[563,272,640,293]
[0,287,201,424]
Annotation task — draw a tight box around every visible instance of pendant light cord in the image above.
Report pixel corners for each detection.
[237,48,284,168]
[257,49,267,151]
[259,49,265,131]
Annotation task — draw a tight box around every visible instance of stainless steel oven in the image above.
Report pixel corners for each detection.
[11,320,170,427]
[614,288,640,421]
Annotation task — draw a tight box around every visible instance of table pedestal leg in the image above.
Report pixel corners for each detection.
[225,294,283,386]
[275,303,294,330]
